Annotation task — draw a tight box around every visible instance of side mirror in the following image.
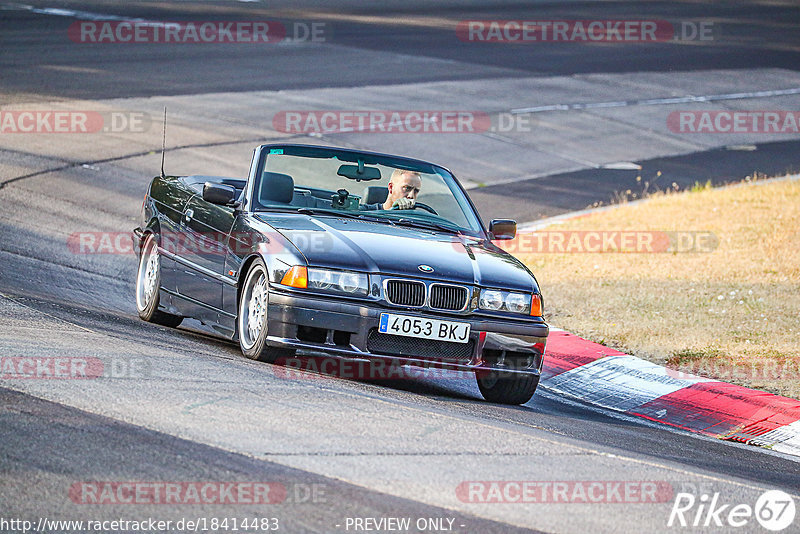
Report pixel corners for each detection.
[203,182,237,206]
[489,219,516,240]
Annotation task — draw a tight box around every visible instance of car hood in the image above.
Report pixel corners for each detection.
[255,213,538,292]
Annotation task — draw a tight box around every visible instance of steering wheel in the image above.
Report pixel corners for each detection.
[392,201,438,215]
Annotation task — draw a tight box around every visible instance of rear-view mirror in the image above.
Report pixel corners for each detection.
[337,160,382,181]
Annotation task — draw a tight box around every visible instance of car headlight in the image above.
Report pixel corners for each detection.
[505,292,530,314]
[479,289,538,315]
[479,289,504,310]
[311,269,334,289]
[308,268,368,296]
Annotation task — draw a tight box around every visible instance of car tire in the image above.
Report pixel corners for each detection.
[135,233,183,328]
[476,370,539,405]
[238,259,295,363]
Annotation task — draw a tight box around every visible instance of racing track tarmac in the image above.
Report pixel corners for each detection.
[1,1,800,532]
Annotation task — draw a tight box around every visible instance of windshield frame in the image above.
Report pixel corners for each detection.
[247,143,489,239]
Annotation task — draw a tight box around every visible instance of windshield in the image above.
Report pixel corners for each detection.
[251,145,485,236]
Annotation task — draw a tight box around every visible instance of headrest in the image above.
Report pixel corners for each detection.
[363,185,389,205]
[260,172,294,204]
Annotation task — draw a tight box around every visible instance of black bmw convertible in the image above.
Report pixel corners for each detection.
[134,144,548,404]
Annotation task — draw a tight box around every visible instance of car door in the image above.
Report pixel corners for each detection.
[150,177,194,293]
[175,194,236,316]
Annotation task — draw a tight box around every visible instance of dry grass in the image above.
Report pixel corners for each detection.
[516,176,800,398]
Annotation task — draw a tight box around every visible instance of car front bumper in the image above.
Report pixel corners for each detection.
[265,289,548,376]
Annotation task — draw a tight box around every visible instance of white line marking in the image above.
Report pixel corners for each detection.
[2,2,148,21]
[512,87,800,114]
[601,161,642,170]
[1,3,190,29]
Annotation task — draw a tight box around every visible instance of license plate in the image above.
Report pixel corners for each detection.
[378,313,471,344]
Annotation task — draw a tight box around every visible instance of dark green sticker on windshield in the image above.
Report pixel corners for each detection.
[269,149,284,155]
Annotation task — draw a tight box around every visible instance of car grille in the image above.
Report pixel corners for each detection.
[385,279,470,311]
[385,280,425,307]
[367,329,475,363]
[429,283,468,311]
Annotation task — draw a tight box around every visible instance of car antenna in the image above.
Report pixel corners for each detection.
[160,106,167,178]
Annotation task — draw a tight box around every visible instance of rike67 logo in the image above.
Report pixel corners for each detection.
[668,490,795,531]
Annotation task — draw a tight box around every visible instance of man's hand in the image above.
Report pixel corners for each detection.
[392,198,416,210]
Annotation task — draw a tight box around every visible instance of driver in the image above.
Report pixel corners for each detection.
[363,170,421,210]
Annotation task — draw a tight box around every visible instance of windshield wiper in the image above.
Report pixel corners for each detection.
[395,218,461,235]
[296,207,356,217]
[259,206,398,226]
[296,208,397,226]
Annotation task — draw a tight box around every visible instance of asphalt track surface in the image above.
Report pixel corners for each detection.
[1,1,800,533]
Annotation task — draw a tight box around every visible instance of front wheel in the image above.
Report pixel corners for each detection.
[476,370,539,405]
[238,259,295,362]
[135,233,183,328]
